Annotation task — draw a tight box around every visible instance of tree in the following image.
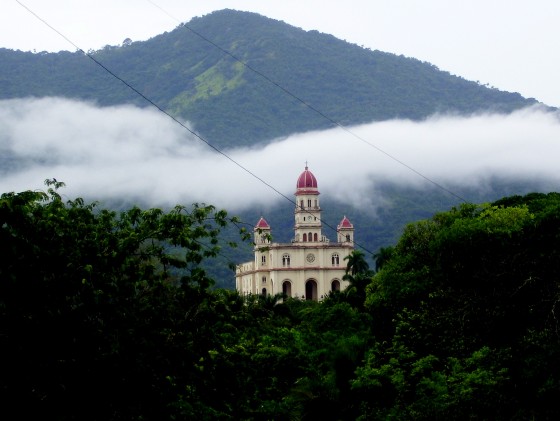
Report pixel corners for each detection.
[360,195,560,419]
[0,180,243,419]
[343,250,374,308]
[373,246,394,272]
[344,249,371,277]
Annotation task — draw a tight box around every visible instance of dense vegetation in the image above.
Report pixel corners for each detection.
[0,9,539,148]
[2,182,560,419]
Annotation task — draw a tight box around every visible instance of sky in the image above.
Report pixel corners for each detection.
[1,1,560,218]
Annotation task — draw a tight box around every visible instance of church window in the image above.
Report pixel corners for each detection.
[308,199,312,207]
[300,200,304,209]
[308,232,312,241]
[262,276,266,284]
[261,255,266,264]
[303,233,307,242]
[314,199,318,208]
[314,233,318,241]
[332,253,340,266]
[282,253,291,266]
[282,280,292,297]
[331,280,340,291]
[262,288,267,296]
[346,234,351,242]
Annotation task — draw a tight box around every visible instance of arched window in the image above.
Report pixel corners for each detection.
[331,280,340,291]
[314,233,318,242]
[300,200,304,209]
[261,255,266,264]
[308,232,312,242]
[305,279,318,301]
[262,288,267,296]
[282,253,290,267]
[303,233,307,242]
[282,280,292,297]
[332,253,340,266]
[262,276,266,284]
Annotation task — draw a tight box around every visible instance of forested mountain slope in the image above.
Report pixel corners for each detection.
[0,9,539,148]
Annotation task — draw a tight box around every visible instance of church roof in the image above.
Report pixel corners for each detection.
[296,165,319,193]
[255,216,270,229]
[338,215,354,229]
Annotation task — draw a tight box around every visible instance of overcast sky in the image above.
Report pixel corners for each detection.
[1,1,560,217]
[2,0,560,108]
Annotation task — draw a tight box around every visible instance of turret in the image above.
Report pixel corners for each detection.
[337,215,354,244]
[293,165,325,243]
[254,216,271,247]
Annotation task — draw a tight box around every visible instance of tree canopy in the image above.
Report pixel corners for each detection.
[2,184,560,419]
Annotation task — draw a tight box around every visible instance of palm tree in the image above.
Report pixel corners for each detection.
[344,250,370,277]
[373,246,394,272]
[343,250,374,308]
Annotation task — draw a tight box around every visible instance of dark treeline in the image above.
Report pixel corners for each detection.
[2,181,560,419]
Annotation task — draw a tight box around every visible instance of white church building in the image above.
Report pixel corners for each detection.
[235,165,355,300]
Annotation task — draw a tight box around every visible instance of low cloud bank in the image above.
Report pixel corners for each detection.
[1,97,559,212]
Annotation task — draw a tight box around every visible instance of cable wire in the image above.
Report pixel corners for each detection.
[13,0,468,256]
[144,1,468,204]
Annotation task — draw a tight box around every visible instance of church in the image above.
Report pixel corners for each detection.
[235,165,355,300]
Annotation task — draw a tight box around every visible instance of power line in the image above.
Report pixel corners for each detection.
[13,1,377,256]
[13,1,468,256]
[144,1,468,204]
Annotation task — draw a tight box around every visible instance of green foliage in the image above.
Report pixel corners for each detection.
[0,181,244,419]
[361,192,560,419]
[353,342,509,420]
[343,250,375,308]
[4,185,560,419]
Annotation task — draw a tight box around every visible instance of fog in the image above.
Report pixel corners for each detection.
[1,97,559,213]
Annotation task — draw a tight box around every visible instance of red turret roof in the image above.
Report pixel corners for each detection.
[255,217,270,229]
[338,215,353,229]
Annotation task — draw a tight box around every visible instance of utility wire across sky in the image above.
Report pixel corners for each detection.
[14,0,470,256]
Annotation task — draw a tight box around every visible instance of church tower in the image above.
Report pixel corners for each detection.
[236,165,356,300]
[293,165,326,244]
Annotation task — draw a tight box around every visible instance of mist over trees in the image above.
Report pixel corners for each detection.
[1,9,558,292]
[2,182,560,419]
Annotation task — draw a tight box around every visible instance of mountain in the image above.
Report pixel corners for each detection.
[0,9,540,149]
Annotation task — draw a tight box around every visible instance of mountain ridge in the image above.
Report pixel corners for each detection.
[0,9,543,148]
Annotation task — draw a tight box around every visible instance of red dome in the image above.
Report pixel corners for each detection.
[296,166,318,190]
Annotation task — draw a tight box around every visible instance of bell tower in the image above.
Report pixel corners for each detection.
[293,165,325,243]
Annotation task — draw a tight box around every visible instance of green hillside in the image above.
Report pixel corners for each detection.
[0,9,539,148]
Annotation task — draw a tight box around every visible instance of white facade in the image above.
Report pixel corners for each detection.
[235,166,355,300]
